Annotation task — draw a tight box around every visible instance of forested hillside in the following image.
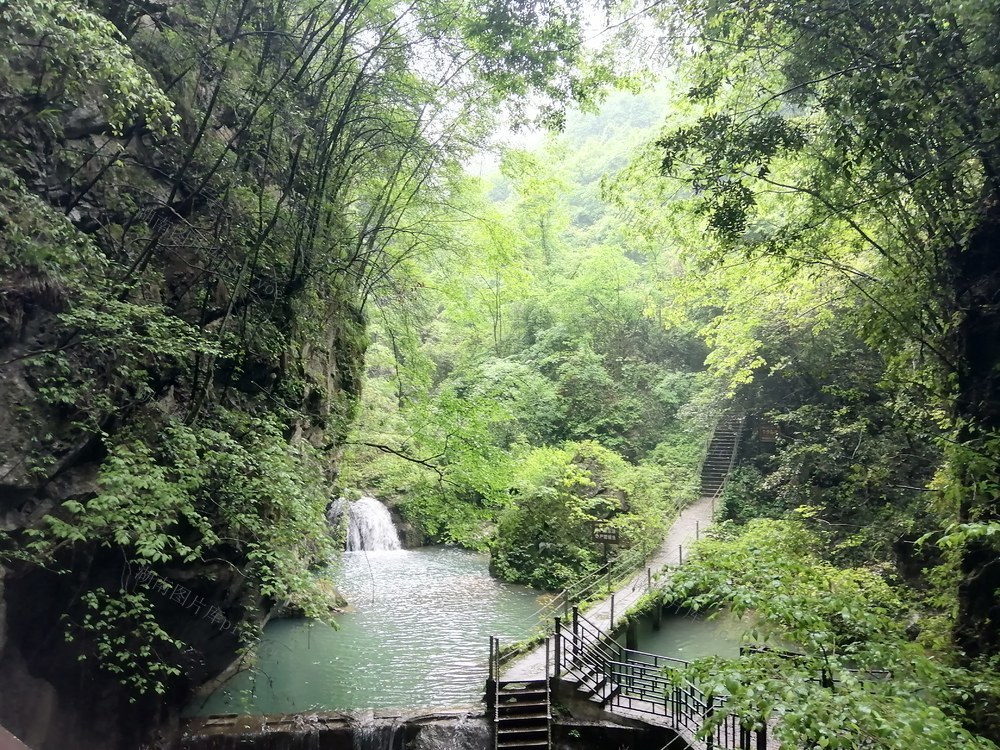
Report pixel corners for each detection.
[2,0,1000,748]
[610,2,1000,745]
[0,1,601,746]
[340,88,717,589]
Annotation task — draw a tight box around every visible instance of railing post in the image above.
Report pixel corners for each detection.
[572,606,580,664]
[610,594,615,630]
[488,636,494,683]
[758,723,767,750]
[545,633,551,679]
[679,545,684,565]
[696,520,700,540]
[553,617,562,678]
[705,693,715,750]
[647,567,652,590]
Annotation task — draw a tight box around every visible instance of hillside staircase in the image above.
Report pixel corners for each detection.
[493,679,551,750]
[489,639,552,750]
[554,609,769,750]
[699,414,745,498]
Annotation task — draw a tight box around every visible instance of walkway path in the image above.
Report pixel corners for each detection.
[501,494,717,680]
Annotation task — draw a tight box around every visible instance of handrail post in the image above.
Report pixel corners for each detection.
[488,635,498,718]
[572,606,580,664]
[610,593,615,630]
[545,633,551,679]
[553,617,562,678]
[758,723,767,750]
[705,693,715,750]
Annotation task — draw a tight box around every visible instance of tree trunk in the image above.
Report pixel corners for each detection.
[949,197,1000,661]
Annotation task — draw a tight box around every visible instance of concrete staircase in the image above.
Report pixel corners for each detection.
[493,679,551,750]
[699,415,745,498]
[554,609,622,709]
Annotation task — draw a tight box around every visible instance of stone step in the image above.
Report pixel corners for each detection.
[497,725,548,735]
[497,712,549,722]
[498,699,549,710]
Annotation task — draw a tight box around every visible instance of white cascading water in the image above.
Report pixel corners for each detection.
[329,495,402,551]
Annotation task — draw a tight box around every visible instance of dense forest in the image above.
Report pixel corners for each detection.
[1,0,1000,748]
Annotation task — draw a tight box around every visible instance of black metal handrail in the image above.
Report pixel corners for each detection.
[517,544,654,636]
[554,610,769,750]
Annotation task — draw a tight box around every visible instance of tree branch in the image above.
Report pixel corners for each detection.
[342,440,453,484]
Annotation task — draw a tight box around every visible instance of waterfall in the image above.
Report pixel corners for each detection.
[410,714,491,750]
[329,496,402,551]
[350,713,400,750]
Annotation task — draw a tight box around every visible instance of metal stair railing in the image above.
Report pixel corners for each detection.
[707,413,746,515]
[557,610,618,662]
[553,610,768,750]
[489,635,554,750]
[489,636,500,750]
[517,544,653,636]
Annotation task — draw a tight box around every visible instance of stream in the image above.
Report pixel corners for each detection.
[191,547,544,715]
[191,497,740,718]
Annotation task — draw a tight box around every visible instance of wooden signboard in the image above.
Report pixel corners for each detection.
[592,526,619,544]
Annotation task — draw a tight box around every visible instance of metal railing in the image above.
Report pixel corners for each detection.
[516,543,654,636]
[707,413,746,516]
[553,610,768,750]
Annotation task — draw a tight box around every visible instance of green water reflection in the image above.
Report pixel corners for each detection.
[623,609,743,661]
[192,547,544,715]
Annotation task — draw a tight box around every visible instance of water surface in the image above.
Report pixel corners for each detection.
[623,609,743,661]
[193,547,544,714]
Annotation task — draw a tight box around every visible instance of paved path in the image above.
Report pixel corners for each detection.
[502,494,717,680]
[497,494,786,749]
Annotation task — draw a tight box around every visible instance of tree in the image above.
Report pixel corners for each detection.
[0,0,623,735]
[638,0,1000,662]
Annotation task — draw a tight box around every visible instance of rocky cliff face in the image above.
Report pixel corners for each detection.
[0,1,379,747]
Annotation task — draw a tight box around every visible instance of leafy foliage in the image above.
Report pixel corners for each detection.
[664,520,999,750]
[0,0,625,704]
[491,440,675,590]
[341,90,714,584]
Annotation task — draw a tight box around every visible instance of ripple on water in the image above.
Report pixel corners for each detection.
[191,547,544,715]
